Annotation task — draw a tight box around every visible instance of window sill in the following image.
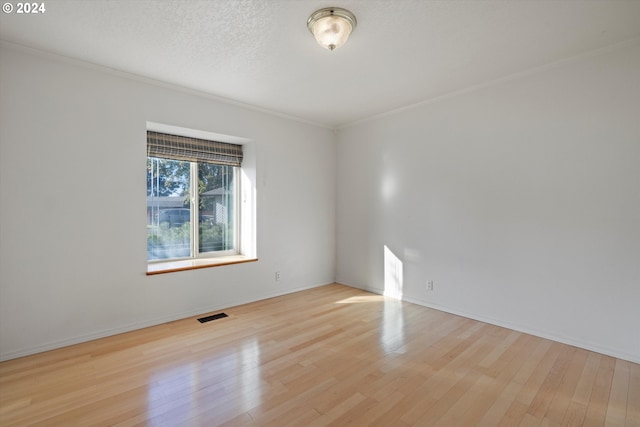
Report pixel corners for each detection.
[147,256,258,275]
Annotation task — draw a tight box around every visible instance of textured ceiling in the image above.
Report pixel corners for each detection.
[2,0,640,128]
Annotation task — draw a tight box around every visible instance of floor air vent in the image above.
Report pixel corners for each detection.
[198,313,229,323]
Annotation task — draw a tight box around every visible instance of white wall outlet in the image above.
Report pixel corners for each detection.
[427,280,434,291]
[275,271,281,281]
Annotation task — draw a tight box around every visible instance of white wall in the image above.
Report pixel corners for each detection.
[0,44,336,360]
[336,42,640,363]
[2,40,639,364]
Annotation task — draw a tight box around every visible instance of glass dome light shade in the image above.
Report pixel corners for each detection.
[307,8,357,51]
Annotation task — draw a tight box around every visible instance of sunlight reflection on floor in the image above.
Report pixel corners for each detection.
[145,338,262,424]
[147,362,199,424]
[381,299,406,354]
[335,295,386,304]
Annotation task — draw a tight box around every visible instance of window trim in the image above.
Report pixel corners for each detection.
[146,255,258,275]
[145,122,257,275]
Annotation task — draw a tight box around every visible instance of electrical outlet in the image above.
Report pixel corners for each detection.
[275,271,281,281]
[427,280,434,291]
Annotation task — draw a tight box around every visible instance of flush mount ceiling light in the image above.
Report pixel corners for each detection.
[307,7,357,51]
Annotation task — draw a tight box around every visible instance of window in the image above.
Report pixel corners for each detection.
[146,131,242,262]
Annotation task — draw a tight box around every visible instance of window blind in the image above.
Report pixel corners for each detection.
[147,131,243,167]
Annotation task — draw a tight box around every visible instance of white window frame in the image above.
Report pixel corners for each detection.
[188,161,240,259]
[145,122,257,275]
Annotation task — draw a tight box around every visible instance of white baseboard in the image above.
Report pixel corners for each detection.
[0,282,329,362]
[5,281,636,364]
[338,282,640,364]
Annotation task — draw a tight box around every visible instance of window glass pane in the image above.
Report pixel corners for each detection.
[147,157,191,260]
[198,163,235,253]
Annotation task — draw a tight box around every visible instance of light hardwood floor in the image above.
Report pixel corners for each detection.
[1,284,638,426]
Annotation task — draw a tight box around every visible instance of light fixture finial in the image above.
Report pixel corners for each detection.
[307,7,357,51]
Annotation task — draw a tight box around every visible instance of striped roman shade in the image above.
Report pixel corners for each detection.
[147,131,243,167]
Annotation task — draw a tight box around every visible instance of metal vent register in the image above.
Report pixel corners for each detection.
[197,313,228,323]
